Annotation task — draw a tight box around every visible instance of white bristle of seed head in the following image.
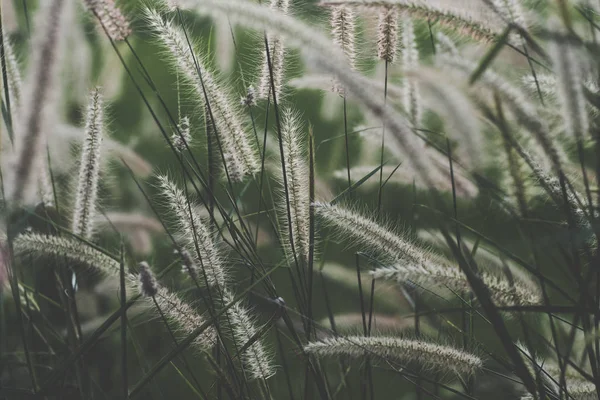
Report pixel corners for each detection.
[371,262,542,307]
[145,8,259,180]
[257,0,290,100]
[83,0,131,41]
[435,32,458,55]
[72,88,104,240]
[401,18,421,127]
[278,109,311,266]
[13,233,120,275]
[157,175,226,288]
[223,290,276,380]
[313,202,425,263]
[305,336,483,376]
[330,5,357,94]
[377,6,399,62]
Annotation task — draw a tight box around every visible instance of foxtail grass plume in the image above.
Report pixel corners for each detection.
[145,8,259,180]
[157,175,226,288]
[7,0,72,205]
[83,0,131,41]
[257,0,290,100]
[330,5,357,94]
[134,265,217,351]
[548,24,589,142]
[223,290,276,380]
[371,261,541,307]
[320,0,503,42]
[314,202,424,263]
[401,18,421,127]
[14,233,120,274]
[72,88,104,239]
[278,110,311,266]
[160,0,437,189]
[377,6,399,62]
[171,116,191,152]
[305,336,483,376]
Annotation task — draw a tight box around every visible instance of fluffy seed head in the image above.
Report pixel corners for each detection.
[157,175,226,288]
[14,233,120,275]
[377,7,399,62]
[372,262,541,307]
[84,0,131,41]
[314,202,425,264]
[150,285,217,351]
[145,8,259,180]
[72,88,104,239]
[223,290,276,380]
[330,5,357,94]
[278,110,311,266]
[157,0,438,190]
[438,52,566,174]
[401,18,421,126]
[138,261,158,297]
[320,0,503,42]
[257,0,290,100]
[490,0,527,31]
[305,336,483,376]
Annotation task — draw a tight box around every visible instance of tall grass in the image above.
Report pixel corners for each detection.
[1,0,600,399]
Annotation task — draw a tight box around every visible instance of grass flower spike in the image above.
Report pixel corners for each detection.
[158,175,226,288]
[84,0,131,41]
[72,88,104,239]
[320,0,503,42]
[401,18,421,126]
[134,261,216,352]
[14,233,120,274]
[145,8,259,180]
[305,336,483,376]
[257,0,290,100]
[223,290,275,381]
[314,202,423,263]
[330,4,357,94]
[377,6,399,62]
[278,110,311,266]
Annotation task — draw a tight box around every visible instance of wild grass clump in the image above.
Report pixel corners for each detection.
[2,0,600,398]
